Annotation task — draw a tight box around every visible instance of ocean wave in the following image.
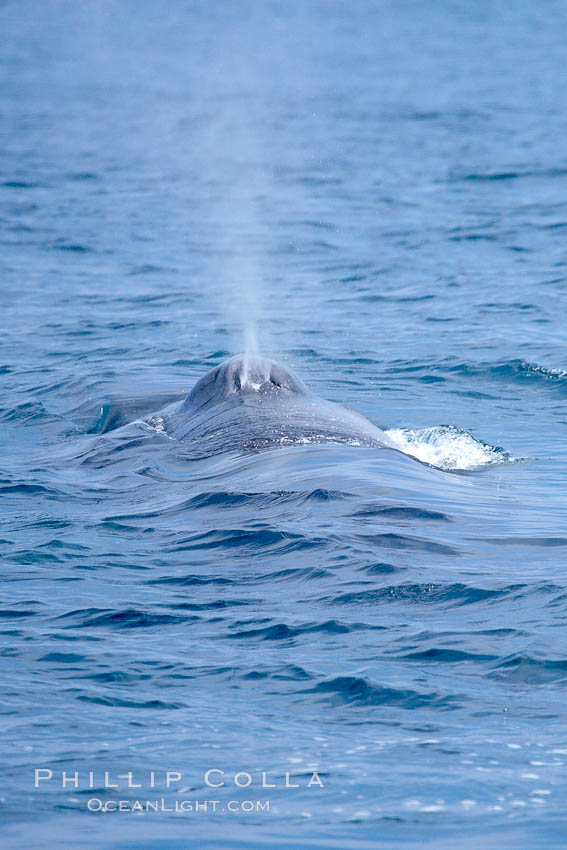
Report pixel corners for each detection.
[324,582,512,607]
[386,425,514,471]
[302,676,458,710]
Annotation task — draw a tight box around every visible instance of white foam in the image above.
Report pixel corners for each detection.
[386,425,514,471]
[143,416,175,440]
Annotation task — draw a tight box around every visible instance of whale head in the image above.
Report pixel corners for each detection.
[183,354,309,412]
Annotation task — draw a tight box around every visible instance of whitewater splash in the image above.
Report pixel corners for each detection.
[386,425,515,471]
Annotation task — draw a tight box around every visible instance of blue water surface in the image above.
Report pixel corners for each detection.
[2,1,567,848]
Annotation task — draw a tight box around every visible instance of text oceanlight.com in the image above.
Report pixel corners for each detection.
[86,798,271,814]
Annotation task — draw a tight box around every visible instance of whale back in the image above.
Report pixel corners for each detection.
[159,353,396,455]
[79,354,395,457]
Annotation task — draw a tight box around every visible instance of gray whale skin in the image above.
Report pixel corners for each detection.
[151,354,396,456]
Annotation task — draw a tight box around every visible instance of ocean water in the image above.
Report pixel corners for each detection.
[2,1,567,847]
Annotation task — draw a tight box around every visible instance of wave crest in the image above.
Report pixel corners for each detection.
[386,425,515,471]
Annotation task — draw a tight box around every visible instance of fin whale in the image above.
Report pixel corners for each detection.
[84,354,396,458]
[156,354,395,456]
